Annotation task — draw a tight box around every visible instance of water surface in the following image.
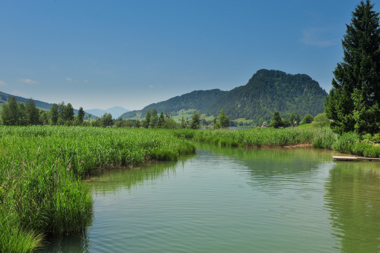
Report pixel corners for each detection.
[43,145,380,252]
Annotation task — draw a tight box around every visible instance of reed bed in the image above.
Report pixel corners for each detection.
[0,126,195,251]
[191,127,380,158]
[192,127,337,148]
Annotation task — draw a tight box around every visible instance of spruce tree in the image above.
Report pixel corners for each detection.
[78,107,85,124]
[325,0,380,134]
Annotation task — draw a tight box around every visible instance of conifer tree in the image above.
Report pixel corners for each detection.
[78,107,85,124]
[325,0,380,134]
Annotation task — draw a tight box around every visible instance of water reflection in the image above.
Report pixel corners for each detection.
[87,154,195,196]
[41,154,195,252]
[325,161,380,252]
[39,232,89,253]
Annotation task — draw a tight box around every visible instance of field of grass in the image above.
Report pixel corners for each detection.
[192,127,336,148]
[0,126,195,252]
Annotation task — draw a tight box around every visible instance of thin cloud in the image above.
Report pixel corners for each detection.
[0,80,7,87]
[18,79,38,85]
[300,28,338,48]
[66,77,72,82]
[149,85,154,89]
[84,80,88,83]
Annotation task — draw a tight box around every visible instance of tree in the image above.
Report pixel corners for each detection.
[39,111,48,125]
[301,114,313,125]
[149,108,158,128]
[100,113,113,127]
[314,113,330,127]
[64,103,75,122]
[144,111,151,128]
[25,99,40,125]
[269,111,283,128]
[217,109,230,128]
[325,0,380,134]
[181,117,186,129]
[1,97,18,125]
[49,103,58,125]
[78,107,85,124]
[190,112,201,129]
[289,113,296,127]
[295,115,301,126]
[157,111,165,128]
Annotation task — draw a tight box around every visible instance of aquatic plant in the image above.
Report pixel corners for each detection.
[0,126,196,251]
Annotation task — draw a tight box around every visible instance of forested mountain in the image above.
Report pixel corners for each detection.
[0,91,97,118]
[121,70,327,124]
[201,69,328,123]
[121,89,227,119]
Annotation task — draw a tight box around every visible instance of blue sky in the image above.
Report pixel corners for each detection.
[1,0,377,110]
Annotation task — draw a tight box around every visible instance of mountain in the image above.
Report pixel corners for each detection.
[121,89,227,119]
[86,106,129,119]
[201,69,328,123]
[121,69,327,124]
[0,91,98,119]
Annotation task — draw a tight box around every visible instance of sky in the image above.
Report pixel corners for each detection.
[1,0,378,111]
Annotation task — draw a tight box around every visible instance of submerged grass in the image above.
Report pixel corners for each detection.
[0,126,195,251]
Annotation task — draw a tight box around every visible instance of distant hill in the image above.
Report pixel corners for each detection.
[201,69,327,123]
[121,89,227,119]
[0,91,98,119]
[86,106,129,119]
[121,70,327,124]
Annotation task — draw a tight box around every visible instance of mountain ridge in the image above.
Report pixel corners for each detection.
[121,69,328,124]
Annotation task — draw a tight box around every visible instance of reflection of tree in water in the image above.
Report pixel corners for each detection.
[197,143,335,195]
[42,155,195,252]
[88,154,195,196]
[198,143,332,176]
[325,162,380,252]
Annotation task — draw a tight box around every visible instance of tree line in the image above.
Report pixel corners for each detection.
[1,97,81,126]
[268,111,329,128]
[115,108,230,129]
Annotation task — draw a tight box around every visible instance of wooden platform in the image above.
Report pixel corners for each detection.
[333,156,380,161]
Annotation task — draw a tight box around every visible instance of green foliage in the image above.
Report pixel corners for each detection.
[201,69,327,124]
[215,109,230,128]
[269,111,283,128]
[100,113,113,127]
[301,114,313,125]
[78,107,85,124]
[190,112,201,129]
[332,132,360,153]
[313,113,330,127]
[326,0,380,134]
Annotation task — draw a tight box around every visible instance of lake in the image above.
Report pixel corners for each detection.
[43,144,380,252]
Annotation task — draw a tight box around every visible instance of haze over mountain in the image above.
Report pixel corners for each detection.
[86,106,129,119]
[121,69,328,124]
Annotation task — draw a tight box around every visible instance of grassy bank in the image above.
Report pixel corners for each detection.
[187,127,380,158]
[0,126,195,252]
